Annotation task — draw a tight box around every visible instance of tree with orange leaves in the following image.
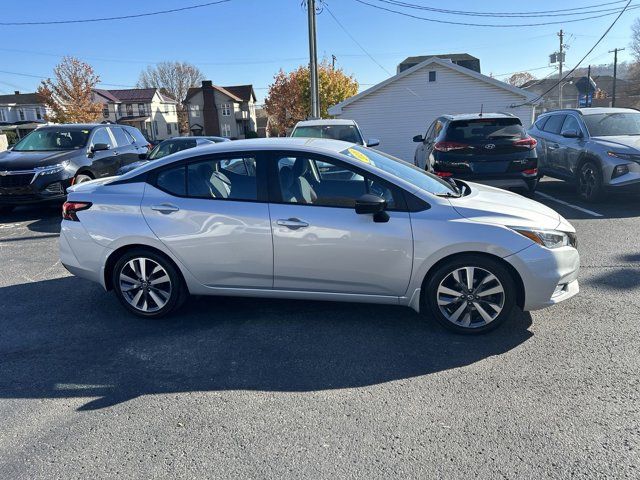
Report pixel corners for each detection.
[37,56,102,123]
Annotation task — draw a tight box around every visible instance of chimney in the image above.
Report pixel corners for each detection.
[14,91,19,95]
[201,80,220,136]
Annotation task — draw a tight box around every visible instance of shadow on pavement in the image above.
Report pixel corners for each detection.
[0,277,533,411]
[0,204,61,234]
[584,267,640,291]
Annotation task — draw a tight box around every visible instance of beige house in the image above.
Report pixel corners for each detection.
[93,88,179,141]
[184,81,257,138]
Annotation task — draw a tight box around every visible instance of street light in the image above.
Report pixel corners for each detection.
[559,81,573,108]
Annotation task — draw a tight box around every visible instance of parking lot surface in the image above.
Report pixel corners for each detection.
[1,178,639,479]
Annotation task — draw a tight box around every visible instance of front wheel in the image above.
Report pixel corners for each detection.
[576,161,603,202]
[424,255,517,334]
[112,249,187,318]
[73,173,93,185]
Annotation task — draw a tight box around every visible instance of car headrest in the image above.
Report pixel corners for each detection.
[292,157,310,176]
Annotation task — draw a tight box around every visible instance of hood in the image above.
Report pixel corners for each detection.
[590,135,640,151]
[0,149,80,170]
[448,182,562,230]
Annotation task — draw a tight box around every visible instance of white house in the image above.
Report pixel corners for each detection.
[328,56,540,161]
[93,88,179,141]
[0,91,48,139]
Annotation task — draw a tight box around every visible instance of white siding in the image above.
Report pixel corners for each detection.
[336,64,535,161]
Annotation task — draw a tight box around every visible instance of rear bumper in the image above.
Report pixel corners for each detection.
[59,221,111,289]
[505,244,580,311]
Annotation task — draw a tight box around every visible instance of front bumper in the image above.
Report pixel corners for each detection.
[0,169,73,205]
[505,243,580,311]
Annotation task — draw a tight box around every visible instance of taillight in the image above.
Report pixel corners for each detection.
[147,143,153,150]
[513,137,537,149]
[435,171,453,177]
[523,168,538,176]
[434,141,469,152]
[62,201,92,221]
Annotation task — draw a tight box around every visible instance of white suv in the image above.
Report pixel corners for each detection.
[291,119,379,147]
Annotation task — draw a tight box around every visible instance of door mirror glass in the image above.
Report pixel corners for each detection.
[561,129,581,138]
[413,134,424,143]
[91,143,110,152]
[366,138,380,147]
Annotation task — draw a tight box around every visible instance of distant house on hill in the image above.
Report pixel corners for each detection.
[397,53,481,74]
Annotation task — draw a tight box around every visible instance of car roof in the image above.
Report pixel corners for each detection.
[294,119,358,127]
[36,123,105,130]
[441,113,517,121]
[540,107,639,116]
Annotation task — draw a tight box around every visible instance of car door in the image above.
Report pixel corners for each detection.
[141,152,273,288]
[414,121,435,169]
[268,151,414,296]
[558,114,586,177]
[109,126,138,168]
[424,118,444,171]
[540,114,567,177]
[88,126,119,177]
[529,116,550,173]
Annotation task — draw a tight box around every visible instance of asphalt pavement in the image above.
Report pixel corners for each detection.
[0,178,639,479]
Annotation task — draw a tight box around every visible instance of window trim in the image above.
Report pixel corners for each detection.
[266,150,418,212]
[148,150,268,203]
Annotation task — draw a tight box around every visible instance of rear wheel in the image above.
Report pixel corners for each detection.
[112,249,187,318]
[576,160,603,202]
[424,255,516,334]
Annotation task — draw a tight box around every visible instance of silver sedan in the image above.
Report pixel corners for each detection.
[60,138,579,333]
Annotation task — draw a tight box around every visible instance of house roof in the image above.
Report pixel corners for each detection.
[400,53,479,65]
[94,88,177,104]
[184,84,255,103]
[329,56,540,115]
[93,89,120,103]
[0,92,41,105]
[521,75,630,96]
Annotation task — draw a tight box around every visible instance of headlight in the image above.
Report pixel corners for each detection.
[509,226,576,249]
[34,161,70,176]
[607,151,640,162]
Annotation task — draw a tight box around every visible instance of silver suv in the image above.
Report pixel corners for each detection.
[528,107,640,202]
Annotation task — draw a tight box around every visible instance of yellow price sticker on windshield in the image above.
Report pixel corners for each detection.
[347,148,371,164]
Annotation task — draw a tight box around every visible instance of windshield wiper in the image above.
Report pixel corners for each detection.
[435,191,461,198]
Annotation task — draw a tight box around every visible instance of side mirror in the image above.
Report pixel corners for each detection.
[413,135,424,143]
[366,138,380,147]
[355,194,389,223]
[91,143,110,152]
[561,129,582,139]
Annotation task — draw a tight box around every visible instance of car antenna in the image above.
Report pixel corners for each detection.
[479,103,483,117]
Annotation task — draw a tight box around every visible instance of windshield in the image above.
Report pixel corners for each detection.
[340,145,459,196]
[582,112,640,137]
[12,127,91,152]
[293,125,363,144]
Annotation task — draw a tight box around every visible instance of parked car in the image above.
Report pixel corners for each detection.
[60,138,579,334]
[528,107,640,202]
[0,124,149,213]
[116,136,229,175]
[413,113,539,194]
[291,119,379,147]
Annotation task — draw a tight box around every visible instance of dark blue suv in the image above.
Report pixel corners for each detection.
[413,113,539,193]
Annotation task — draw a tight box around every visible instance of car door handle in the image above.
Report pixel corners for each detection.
[151,204,180,213]
[548,143,560,150]
[276,218,309,229]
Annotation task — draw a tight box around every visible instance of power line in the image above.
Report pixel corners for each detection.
[0,69,135,88]
[0,0,232,26]
[514,0,632,106]
[371,0,636,18]
[352,0,640,27]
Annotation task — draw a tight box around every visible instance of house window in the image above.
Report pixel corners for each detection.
[428,71,437,82]
[18,109,25,121]
[116,104,122,116]
[237,122,245,136]
[191,105,200,117]
[126,104,133,116]
[167,123,172,135]
[102,104,109,118]
[36,108,42,120]
[221,124,231,137]
[0,109,6,122]
[138,103,146,115]
[221,103,231,116]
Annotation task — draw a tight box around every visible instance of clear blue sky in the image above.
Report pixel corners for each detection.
[0,0,636,103]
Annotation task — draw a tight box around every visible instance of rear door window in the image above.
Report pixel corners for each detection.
[542,114,567,135]
[91,127,113,148]
[109,127,131,147]
[445,118,525,143]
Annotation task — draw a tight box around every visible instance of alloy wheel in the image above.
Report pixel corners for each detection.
[436,266,505,329]
[578,163,597,199]
[119,257,172,313]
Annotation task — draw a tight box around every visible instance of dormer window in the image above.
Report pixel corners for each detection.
[428,71,437,82]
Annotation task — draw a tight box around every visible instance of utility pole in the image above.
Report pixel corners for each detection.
[307,0,320,119]
[587,64,592,107]
[558,29,564,108]
[609,47,625,107]
[332,54,337,70]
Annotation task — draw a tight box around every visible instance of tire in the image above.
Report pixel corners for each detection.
[112,249,187,319]
[74,173,93,185]
[524,178,538,196]
[576,160,603,202]
[424,255,517,334]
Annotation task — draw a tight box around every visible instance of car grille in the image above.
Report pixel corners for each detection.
[0,173,34,188]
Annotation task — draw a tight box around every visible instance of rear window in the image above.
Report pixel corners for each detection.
[292,125,363,144]
[444,118,525,143]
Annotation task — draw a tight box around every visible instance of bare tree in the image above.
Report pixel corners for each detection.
[507,71,536,88]
[137,61,205,134]
[37,56,102,123]
[627,18,640,99]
